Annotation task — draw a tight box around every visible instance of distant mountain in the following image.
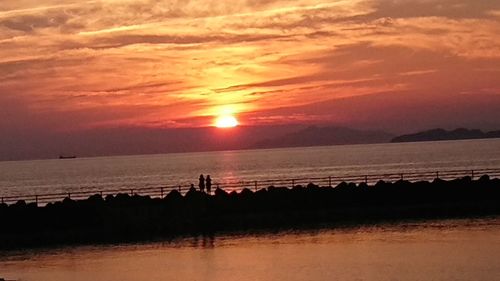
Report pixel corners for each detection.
[252,126,394,148]
[391,128,500,143]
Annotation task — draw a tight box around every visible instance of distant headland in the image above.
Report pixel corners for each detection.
[391,128,500,143]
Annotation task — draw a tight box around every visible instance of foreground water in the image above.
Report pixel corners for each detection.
[1,217,499,281]
[1,138,500,197]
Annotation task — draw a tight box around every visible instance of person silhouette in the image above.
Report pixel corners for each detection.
[206,175,212,194]
[198,174,205,193]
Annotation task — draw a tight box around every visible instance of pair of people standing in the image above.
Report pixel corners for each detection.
[198,174,212,194]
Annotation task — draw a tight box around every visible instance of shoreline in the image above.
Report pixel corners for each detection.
[1,175,500,250]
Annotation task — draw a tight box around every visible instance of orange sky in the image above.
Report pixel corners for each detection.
[1,0,500,133]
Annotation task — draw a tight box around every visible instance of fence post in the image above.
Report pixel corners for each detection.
[328,176,332,187]
[68,192,71,199]
[254,181,258,192]
[436,171,439,179]
[100,191,103,197]
[364,175,368,184]
[400,173,404,181]
[131,189,134,196]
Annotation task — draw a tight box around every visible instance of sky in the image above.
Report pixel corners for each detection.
[1,0,500,153]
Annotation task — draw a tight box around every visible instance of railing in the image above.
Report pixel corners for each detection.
[1,168,500,206]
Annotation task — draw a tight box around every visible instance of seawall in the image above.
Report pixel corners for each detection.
[1,175,500,249]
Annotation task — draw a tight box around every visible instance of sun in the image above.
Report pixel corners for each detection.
[215,115,239,128]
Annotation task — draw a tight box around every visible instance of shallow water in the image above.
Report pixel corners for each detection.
[1,217,500,281]
[1,139,500,197]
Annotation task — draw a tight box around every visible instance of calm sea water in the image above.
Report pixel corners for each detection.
[1,217,500,281]
[1,139,500,197]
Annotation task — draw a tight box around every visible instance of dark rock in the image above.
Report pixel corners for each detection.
[214,187,228,197]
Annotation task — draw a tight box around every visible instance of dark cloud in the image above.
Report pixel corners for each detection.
[0,55,99,84]
[1,13,70,32]
[369,0,500,20]
[78,32,293,50]
[57,81,181,94]
[213,75,319,93]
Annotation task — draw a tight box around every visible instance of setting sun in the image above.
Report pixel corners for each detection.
[215,115,239,128]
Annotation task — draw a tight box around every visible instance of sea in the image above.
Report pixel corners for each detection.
[1,138,500,280]
[1,138,500,198]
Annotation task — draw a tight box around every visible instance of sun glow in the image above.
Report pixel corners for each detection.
[215,115,239,128]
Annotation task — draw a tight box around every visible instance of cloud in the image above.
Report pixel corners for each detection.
[0,0,499,135]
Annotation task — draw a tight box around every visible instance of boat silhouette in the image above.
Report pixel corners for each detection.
[59,155,77,159]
